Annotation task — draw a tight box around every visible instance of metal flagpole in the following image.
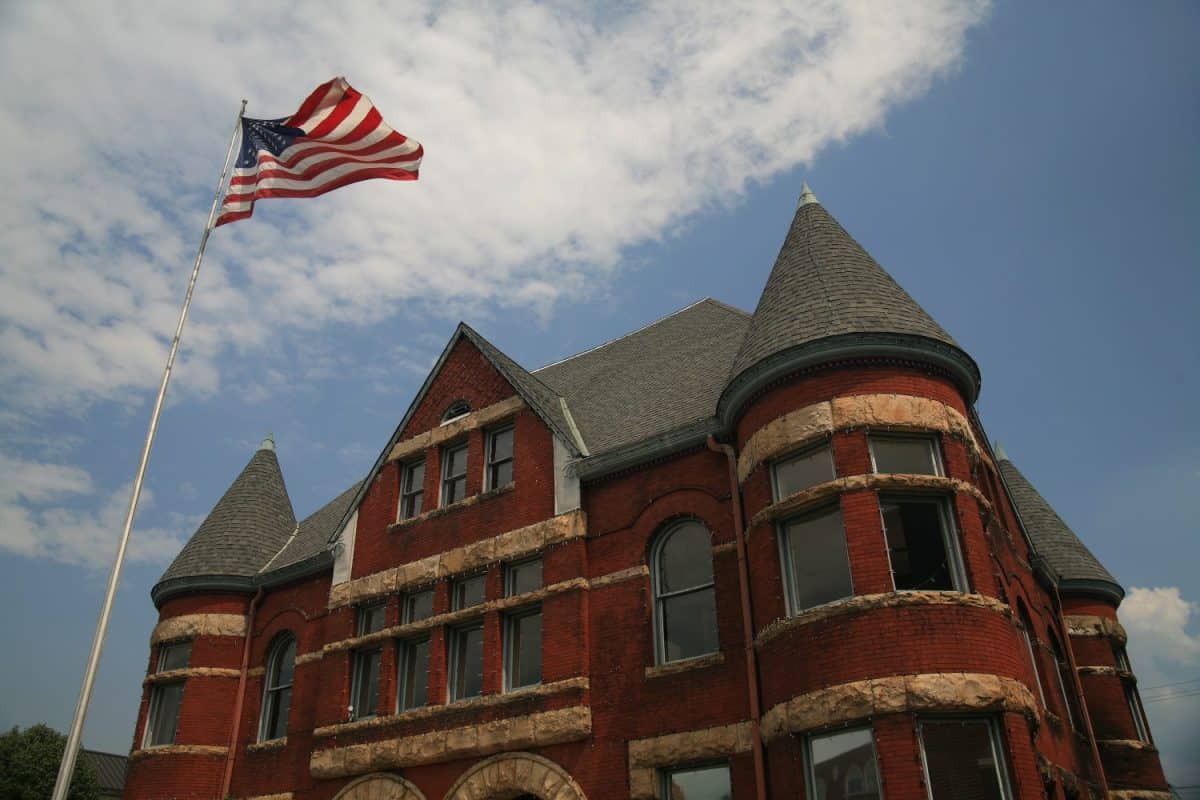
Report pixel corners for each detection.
[50,98,248,800]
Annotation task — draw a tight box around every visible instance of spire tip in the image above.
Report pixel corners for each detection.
[259,434,275,453]
[798,181,819,207]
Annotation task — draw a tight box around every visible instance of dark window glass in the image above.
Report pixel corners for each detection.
[401,460,425,519]
[773,445,835,500]
[260,635,295,741]
[781,507,852,613]
[663,764,732,800]
[145,682,184,746]
[351,647,381,719]
[809,728,881,800]
[1113,645,1132,673]
[1017,607,1047,708]
[654,521,718,663]
[1126,685,1152,743]
[442,400,470,422]
[158,641,192,672]
[487,426,514,490]
[404,588,435,623]
[442,443,468,505]
[920,719,1011,800]
[453,574,487,610]
[450,624,484,700]
[506,559,542,597]
[880,498,964,591]
[1048,633,1080,729]
[870,435,942,475]
[506,608,542,690]
[399,638,430,711]
[358,602,386,636]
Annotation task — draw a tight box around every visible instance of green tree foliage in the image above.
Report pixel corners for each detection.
[0,725,101,800]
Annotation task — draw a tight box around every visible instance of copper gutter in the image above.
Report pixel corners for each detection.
[221,587,264,799]
[707,435,768,800]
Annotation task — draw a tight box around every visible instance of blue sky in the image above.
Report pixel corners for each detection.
[1,0,1196,785]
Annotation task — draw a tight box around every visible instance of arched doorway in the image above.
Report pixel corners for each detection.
[333,773,427,800]
[443,752,587,800]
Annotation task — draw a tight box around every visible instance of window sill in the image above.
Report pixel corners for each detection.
[645,652,724,680]
[390,483,515,531]
[247,737,286,753]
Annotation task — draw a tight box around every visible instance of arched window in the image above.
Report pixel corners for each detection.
[1047,629,1079,730]
[1017,602,1047,708]
[651,520,718,664]
[441,400,471,424]
[259,634,296,741]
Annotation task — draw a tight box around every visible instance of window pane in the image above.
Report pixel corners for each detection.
[358,603,386,635]
[400,638,430,710]
[490,428,514,462]
[658,522,713,593]
[1126,686,1151,742]
[921,719,1008,800]
[662,587,718,662]
[810,728,880,800]
[404,589,435,623]
[147,682,184,746]
[353,649,381,718]
[273,638,296,688]
[406,461,425,492]
[507,559,543,596]
[774,446,834,499]
[445,445,468,477]
[784,507,852,612]
[444,476,466,504]
[158,641,192,672]
[881,499,958,591]
[452,626,484,700]
[1114,645,1132,673]
[508,610,542,689]
[872,436,939,475]
[665,764,732,800]
[490,460,514,489]
[265,685,291,740]
[454,574,487,609]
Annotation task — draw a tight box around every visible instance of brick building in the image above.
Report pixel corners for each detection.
[124,187,1169,800]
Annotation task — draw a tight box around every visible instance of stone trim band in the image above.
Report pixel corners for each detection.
[444,753,587,800]
[143,667,241,685]
[130,744,228,761]
[150,613,247,645]
[627,722,754,800]
[1065,614,1128,644]
[737,394,984,483]
[309,706,592,779]
[388,396,524,463]
[760,672,1037,742]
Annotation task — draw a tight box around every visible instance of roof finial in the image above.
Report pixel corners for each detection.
[259,433,275,452]
[993,440,1009,461]
[798,181,819,208]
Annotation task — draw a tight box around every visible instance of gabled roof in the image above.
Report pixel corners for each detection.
[156,438,296,590]
[997,450,1123,602]
[264,480,363,575]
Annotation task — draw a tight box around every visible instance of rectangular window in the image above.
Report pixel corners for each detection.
[400,460,425,520]
[780,506,853,614]
[403,588,435,624]
[506,558,543,597]
[505,607,542,690]
[397,637,431,711]
[870,435,943,476]
[808,727,881,800]
[143,641,192,747]
[880,497,966,591]
[351,602,386,720]
[919,718,1012,800]
[661,764,732,800]
[772,444,835,501]
[1125,685,1152,743]
[1113,644,1133,673]
[453,573,487,610]
[487,426,514,490]
[449,623,485,701]
[441,443,468,505]
[358,602,387,636]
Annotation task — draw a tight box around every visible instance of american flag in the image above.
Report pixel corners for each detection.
[215,77,422,226]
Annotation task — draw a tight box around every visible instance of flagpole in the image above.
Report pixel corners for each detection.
[51,98,247,800]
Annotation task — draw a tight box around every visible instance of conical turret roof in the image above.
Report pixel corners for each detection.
[156,439,297,590]
[724,187,978,408]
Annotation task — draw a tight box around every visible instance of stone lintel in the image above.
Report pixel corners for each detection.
[143,667,240,685]
[388,396,524,463]
[627,722,754,800]
[130,744,228,761]
[246,737,287,753]
[295,650,324,665]
[1098,739,1157,752]
[1065,615,1128,644]
[590,565,649,589]
[760,673,1037,742]
[644,652,725,680]
[150,613,246,645]
[1109,791,1175,800]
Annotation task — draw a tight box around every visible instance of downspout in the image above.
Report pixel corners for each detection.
[221,587,264,799]
[707,436,768,800]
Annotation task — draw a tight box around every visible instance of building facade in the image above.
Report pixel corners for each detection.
[124,188,1169,800]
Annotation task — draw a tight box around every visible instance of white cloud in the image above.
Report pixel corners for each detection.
[0,452,187,567]
[0,0,989,413]
[1122,586,1200,664]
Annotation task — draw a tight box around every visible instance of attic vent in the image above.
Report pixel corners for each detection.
[441,400,471,424]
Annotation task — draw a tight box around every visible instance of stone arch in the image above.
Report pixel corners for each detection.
[333,773,427,800]
[444,752,588,800]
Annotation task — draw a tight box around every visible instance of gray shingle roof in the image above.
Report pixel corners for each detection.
[729,199,960,381]
[266,480,363,573]
[80,749,126,796]
[158,444,296,585]
[998,455,1121,592]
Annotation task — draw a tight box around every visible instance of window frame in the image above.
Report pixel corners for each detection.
[1047,630,1079,730]
[879,494,968,592]
[505,557,543,598]
[770,441,835,501]
[143,641,192,748]
[777,503,854,616]
[399,459,426,520]
[1125,683,1152,743]
[448,622,486,702]
[396,636,431,712]
[503,605,543,692]
[650,519,719,665]
[486,424,515,491]
[805,726,882,800]
[917,716,1014,800]
[441,400,470,425]
[441,441,469,506]
[868,433,944,476]
[1016,605,1047,709]
[452,573,487,611]
[402,587,435,624]
[659,762,732,800]
[258,633,296,742]
[350,602,386,720]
